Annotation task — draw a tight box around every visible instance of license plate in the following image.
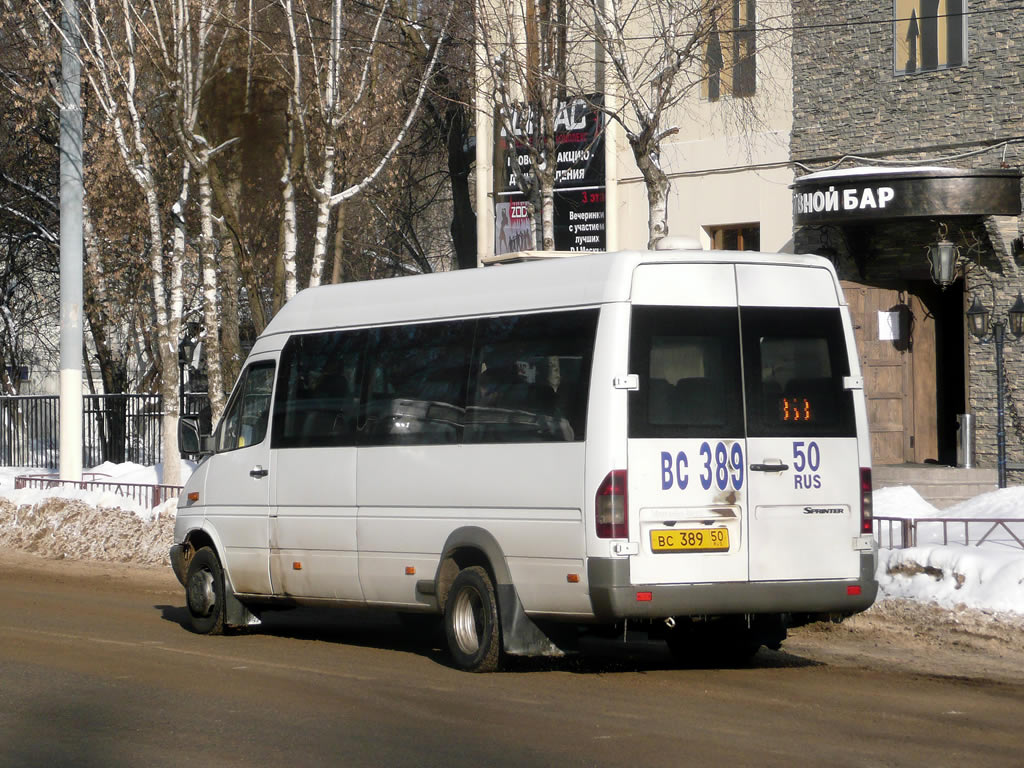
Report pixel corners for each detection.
[650,527,730,553]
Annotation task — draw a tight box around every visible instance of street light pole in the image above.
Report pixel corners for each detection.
[58,0,83,482]
[994,320,1007,489]
[966,291,1024,490]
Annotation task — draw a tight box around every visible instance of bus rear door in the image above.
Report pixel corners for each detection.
[626,264,749,587]
[737,265,863,582]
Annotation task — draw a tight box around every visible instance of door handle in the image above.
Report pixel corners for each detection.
[750,462,789,472]
[249,465,269,478]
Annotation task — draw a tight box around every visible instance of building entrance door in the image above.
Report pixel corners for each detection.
[842,281,956,465]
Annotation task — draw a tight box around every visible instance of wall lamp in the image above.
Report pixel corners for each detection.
[927,222,959,289]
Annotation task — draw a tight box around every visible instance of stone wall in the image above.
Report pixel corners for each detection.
[790,0,1024,476]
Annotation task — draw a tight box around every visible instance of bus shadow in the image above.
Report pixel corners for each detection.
[155,603,823,673]
[504,640,824,675]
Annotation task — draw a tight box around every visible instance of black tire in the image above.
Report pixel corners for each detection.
[444,566,502,672]
[184,546,227,635]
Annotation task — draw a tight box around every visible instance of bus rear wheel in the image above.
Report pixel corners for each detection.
[444,566,502,672]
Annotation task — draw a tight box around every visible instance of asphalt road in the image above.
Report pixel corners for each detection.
[0,553,1021,768]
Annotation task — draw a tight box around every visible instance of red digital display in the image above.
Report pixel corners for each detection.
[780,396,812,422]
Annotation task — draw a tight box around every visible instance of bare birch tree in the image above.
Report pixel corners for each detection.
[76,0,187,484]
[476,0,574,250]
[572,0,787,247]
[161,0,236,423]
[278,0,455,302]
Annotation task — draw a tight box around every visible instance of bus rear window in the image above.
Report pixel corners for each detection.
[741,307,856,437]
[629,306,744,439]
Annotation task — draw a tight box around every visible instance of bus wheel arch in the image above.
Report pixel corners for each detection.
[178,531,261,633]
[434,527,565,664]
[435,527,512,613]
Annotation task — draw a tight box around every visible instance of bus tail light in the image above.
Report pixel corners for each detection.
[860,467,873,534]
[596,470,628,539]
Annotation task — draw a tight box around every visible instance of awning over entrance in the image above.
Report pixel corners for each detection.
[792,166,1022,225]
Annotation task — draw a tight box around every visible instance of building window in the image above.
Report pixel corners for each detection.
[708,224,760,251]
[705,0,757,101]
[894,0,967,75]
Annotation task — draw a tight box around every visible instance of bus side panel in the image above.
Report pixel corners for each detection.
[583,303,631,564]
[271,446,362,600]
[356,443,590,615]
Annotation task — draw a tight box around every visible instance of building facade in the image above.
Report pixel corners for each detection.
[473,0,1024,481]
[790,0,1024,480]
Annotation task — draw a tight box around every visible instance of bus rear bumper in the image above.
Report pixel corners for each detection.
[587,553,878,620]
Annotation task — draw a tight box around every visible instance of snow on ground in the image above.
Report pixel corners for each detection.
[875,485,1024,617]
[0,464,1022,618]
[0,464,194,566]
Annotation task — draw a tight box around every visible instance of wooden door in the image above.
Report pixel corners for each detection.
[842,283,914,465]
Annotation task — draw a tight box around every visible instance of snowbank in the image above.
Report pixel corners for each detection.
[0,496,175,566]
[874,485,1024,616]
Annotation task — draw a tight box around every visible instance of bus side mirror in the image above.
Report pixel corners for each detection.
[179,416,213,457]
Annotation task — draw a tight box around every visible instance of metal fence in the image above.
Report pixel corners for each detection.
[14,473,183,508]
[875,515,1024,551]
[0,393,210,469]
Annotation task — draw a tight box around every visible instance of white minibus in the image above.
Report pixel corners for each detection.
[171,247,878,671]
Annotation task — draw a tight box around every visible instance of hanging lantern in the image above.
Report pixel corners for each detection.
[966,295,990,339]
[1009,292,1024,338]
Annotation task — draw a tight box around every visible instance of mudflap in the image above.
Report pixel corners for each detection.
[169,544,189,586]
[224,577,262,630]
[496,584,565,657]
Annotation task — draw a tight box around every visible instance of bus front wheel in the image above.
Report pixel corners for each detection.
[444,566,502,672]
[185,546,227,635]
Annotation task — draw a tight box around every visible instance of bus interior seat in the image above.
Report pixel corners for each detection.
[674,376,723,426]
[648,377,676,424]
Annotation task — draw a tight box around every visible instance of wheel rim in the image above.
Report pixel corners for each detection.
[187,567,216,618]
[451,586,484,655]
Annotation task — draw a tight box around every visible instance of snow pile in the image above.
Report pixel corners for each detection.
[0,463,188,567]
[0,496,175,566]
[875,486,1024,615]
[0,461,190,522]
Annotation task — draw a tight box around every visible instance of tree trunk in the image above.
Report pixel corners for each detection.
[198,167,227,425]
[218,234,243,389]
[207,160,267,334]
[309,150,336,288]
[541,175,556,251]
[331,201,347,283]
[280,115,299,304]
[634,140,671,249]
[447,105,477,269]
[144,181,182,486]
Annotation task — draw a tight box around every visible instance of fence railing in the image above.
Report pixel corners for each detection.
[0,393,209,469]
[14,473,183,509]
[874,516,1024,551]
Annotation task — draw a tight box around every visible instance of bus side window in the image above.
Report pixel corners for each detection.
[272,330,365,449]
[359,320,473,446]
[218,362,276,452]
[466,309,598,443]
